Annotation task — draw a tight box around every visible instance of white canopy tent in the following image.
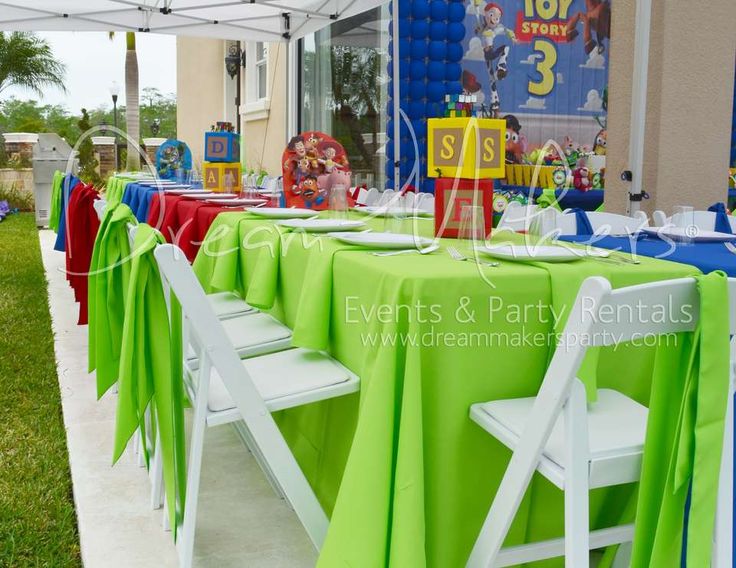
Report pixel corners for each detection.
[0,0,403,188]
[0,1,652,199]
[0,0,384,43]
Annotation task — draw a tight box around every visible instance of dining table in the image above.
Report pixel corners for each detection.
[190,209,723,567]
[559,233,736,276]
[146,193,255,261]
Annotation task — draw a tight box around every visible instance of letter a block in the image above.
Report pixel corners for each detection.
[203,161,241,192]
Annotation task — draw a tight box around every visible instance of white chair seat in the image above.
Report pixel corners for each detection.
[187,312,292,368]
[197,348,359,425]
[206,291,256,319]
[470,388,648,489]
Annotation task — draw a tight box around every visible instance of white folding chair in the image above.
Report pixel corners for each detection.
[402,192,416,209]
[496,202,540,233]
[364,187,380,206]
[125,224,276,514]
[533,208,649,237]
[378,189,395,206]
[467,275,736,567]
[154,244,360,568]
[653,209,736,232]
[417,194,435,214]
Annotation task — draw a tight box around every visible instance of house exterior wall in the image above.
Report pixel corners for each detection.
[605,0,736,214]
[241,42,288,176]
[176,36,228,168]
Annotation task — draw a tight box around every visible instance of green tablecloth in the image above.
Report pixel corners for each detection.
[192,212,713,567]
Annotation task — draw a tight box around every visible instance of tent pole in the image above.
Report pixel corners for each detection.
[392,1,400,192]
[627,0,652,215]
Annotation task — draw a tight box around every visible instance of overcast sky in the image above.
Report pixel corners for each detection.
[3,32,177,112]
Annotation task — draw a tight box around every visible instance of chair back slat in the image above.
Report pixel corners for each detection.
[589,278,700,345]
[533,208,649,237]
[153,245,268,416]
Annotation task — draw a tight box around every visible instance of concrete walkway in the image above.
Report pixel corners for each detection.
[40,229,316,568]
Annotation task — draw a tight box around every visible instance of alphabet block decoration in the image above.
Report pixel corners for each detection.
[434,177,495,238]
[427,118,506,180]
[203,161,241,192]
[204,131,240,163]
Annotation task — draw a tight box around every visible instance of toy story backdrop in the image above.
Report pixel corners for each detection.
[461,0,610,155]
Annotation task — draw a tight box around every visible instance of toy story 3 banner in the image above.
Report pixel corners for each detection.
[461,0,610,154]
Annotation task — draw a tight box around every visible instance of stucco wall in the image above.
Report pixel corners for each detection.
[605,0,736,215]
[0,168,33,194]
[241,42,288,176]
[176,36,227,168]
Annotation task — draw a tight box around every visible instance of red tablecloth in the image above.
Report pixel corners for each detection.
[65,183,100,324]
[147,194,246,261]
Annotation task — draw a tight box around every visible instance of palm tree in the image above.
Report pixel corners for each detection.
[110,32,140,170]
[0,32,66,97]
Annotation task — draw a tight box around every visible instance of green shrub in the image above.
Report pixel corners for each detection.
[0,182,34,211]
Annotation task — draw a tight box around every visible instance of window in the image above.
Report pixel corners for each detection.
[255,42,268,100]
[297,7,389,188]
[244,41,270,120]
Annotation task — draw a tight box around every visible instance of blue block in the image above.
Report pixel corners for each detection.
[204,132,240,162]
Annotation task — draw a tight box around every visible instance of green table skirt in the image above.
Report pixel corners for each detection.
[193,211,699,567]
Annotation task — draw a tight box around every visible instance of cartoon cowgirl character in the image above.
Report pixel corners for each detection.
[317,141,346,174]
[474,1,517,116]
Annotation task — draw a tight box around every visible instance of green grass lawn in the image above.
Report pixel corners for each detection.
[0,214,81,567]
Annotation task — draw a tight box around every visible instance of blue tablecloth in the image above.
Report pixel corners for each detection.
[121,183,158,222]
[559,234,736,277]
[121,182,203,222]
[499,185,604,211]
[53,174,80,252]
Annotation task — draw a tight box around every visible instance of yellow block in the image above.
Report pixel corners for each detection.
[427,117,506,180]
[203,161,241,192]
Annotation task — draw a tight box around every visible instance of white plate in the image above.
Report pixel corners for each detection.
[247,207,317,219]
[137,180,180,186]
[476,244,582,263]
[354,206,433,218]
[328,231,434,249]
[207,197,266,206]
[276,219,365,232]
[181,193,237,200]
[164,189,211,195]
[641,226,736,242]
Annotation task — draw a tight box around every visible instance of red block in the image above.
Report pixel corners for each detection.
[434,177,495,238]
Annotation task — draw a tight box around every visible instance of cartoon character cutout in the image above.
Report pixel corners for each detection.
[281,131,353,210]
[317,140,346,173]
[593,129,607,155]
[292,156,312,193]
[305,133,322,155]
[503,114,527,164]
[566,0,611,55]
[473,1,517,116]
[298,175,325,208]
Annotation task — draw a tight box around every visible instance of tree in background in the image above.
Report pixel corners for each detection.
[0,32,66,167]
[0,96,176,148]
[76,109,101,186]
[123,33,140,171]
[108,32,140,170]
[0,32,66,97]
[140,87,177,139]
